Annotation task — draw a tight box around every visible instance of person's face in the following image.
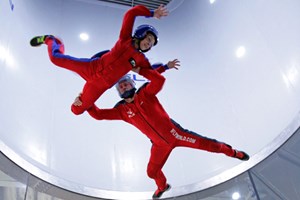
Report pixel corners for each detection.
[118,80,133,95]
[139,33,155,51]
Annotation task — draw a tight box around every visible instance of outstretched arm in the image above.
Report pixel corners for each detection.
[151,59,180,73]
[138,68,166,95]
[119,5,169,40]
[153,4,169,19]
[88,104,121,120]
[73,94,122,120]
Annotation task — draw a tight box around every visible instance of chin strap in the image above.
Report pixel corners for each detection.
[134,38,150,53]
[140,47,150,53]
[121,88,137,99]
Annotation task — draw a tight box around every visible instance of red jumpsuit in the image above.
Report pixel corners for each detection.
[87,68,237,190]
[45,5,154,115]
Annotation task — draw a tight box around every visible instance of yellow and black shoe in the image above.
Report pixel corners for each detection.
[30,35,51,47]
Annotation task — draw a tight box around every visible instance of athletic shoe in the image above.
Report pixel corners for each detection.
[152,184,171,199]
[233,150,250,161]
[30,35,51,47]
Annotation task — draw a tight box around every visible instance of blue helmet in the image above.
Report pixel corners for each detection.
[115,75,136,99]
[133,24,159,46]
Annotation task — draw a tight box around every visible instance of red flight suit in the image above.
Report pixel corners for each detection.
[45,5,154,115]
[87,68,237,190]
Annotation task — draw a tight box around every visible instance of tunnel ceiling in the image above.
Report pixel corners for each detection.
[96,0,172,10]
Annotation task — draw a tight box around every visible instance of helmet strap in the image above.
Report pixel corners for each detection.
[121,88,137,99]
[133,38,150,53]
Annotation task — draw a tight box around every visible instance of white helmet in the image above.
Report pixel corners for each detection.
[115,75,136,98]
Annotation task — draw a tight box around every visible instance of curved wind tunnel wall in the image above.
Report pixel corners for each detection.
[1,0,300,199]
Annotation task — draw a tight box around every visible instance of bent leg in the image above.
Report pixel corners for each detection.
[147,144,172,190]
[45,36,95,81]
[71,77,109,115]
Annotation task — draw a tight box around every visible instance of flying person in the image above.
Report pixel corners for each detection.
[73,62,250,199]
[30,5,169,115]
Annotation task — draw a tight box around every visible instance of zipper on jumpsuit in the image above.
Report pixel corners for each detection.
[135,106,169,145]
